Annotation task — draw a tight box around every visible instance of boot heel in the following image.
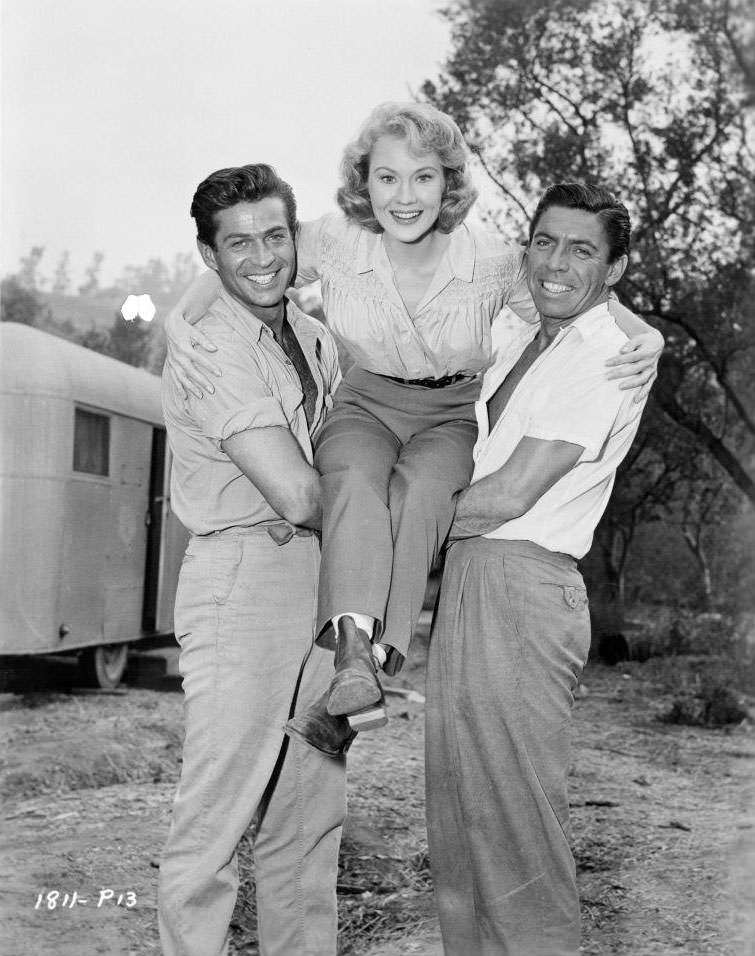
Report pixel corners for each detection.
[347,702,388,731]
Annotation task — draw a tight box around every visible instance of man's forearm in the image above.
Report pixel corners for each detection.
[449,479,529,541]
[293,480,322,530]
[449,437,585,542]
[222,426,323,530]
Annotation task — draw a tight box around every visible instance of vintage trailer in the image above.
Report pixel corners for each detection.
[0,321,187,686]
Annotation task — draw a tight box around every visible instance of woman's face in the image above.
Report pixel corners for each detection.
[367,134,445,243]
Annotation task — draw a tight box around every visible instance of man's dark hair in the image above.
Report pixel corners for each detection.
[191,164,298,248]
[528,182,631,262]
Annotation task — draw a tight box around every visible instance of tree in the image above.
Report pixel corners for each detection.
[113,252,199,304]
[115,257,173,301]
[78,312,157,370]
[16,246,46,291]
[422,0,755,506]
[52,251,72,295]
[662,440,741,611]
[0,276,51,326]
[587,403,688,628]
[78,251,105,296]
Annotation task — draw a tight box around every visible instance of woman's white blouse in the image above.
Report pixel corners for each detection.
[296,213,536,380]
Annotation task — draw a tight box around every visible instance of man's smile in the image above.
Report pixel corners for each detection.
[540,280,575,295]
[243,271,278,286]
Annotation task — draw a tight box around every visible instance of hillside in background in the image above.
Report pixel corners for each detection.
[41,290,163,334]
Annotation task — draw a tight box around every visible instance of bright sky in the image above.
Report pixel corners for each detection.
[1,0,452,286]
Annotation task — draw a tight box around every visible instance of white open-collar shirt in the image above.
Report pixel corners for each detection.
[472,302,647,558]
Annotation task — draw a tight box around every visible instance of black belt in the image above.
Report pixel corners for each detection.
[378,372,472,389]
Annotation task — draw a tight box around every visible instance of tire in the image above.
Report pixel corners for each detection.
[79,643,129,689]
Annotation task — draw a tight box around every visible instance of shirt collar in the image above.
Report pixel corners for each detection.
[354,221,477,283]
[551,300,613,344]
[480,300,613,406]
[217,287,299,344]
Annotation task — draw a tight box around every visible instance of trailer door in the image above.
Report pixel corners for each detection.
[144,429,187,635]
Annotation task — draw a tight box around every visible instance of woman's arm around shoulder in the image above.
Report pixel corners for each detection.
[606,296,664,403]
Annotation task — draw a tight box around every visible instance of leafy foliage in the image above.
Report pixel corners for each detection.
[423,0,755,507]
[3,246,194,372]
[0,277,51,327]
[78,312,165,373]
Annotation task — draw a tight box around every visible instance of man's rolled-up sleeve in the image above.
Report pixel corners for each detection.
[189,335,288,447]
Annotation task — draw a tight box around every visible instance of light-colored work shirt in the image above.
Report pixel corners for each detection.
[296,213,536,380]
[471,302,647,557]
[163,290,341,536]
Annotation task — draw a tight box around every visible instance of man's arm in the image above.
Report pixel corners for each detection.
[187,322,322,527]
[449,436,584,540]
[222,426,322,529]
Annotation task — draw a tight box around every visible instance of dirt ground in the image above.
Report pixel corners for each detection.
[1,637,754,956]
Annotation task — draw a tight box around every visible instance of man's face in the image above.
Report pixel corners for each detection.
[527,206,627,323]
[198,197,295,317]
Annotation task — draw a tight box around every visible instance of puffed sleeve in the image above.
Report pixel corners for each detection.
[295,216,328,286]
[505,254,539,325]
[320,327,342,396]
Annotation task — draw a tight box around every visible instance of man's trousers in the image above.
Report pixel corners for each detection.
[314,366,479,673]
[425,538,591,956]
[158,529,346,956]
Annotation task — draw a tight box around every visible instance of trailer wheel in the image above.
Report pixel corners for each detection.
[79,643,129,689]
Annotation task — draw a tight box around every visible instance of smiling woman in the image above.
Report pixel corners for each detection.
[367,136,445,244]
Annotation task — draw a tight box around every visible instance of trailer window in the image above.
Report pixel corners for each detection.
[73,409,110,476]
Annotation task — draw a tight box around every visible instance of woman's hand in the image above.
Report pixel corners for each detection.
[165,308,221,399]
[164,270,225,398]
[605,330,664,403]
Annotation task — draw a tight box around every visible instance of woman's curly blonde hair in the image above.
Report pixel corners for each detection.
[336,101,478,234]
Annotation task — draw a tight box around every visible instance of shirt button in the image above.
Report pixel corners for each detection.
[285,359,292,365]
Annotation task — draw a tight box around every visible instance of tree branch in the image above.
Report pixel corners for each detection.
[652,389,755,505]
[469,145,530,220]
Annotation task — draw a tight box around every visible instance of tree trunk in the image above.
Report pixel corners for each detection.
[682,526,714,611]
[588,528,628,640]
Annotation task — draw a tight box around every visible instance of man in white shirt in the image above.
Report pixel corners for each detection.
[425,182,649,956]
